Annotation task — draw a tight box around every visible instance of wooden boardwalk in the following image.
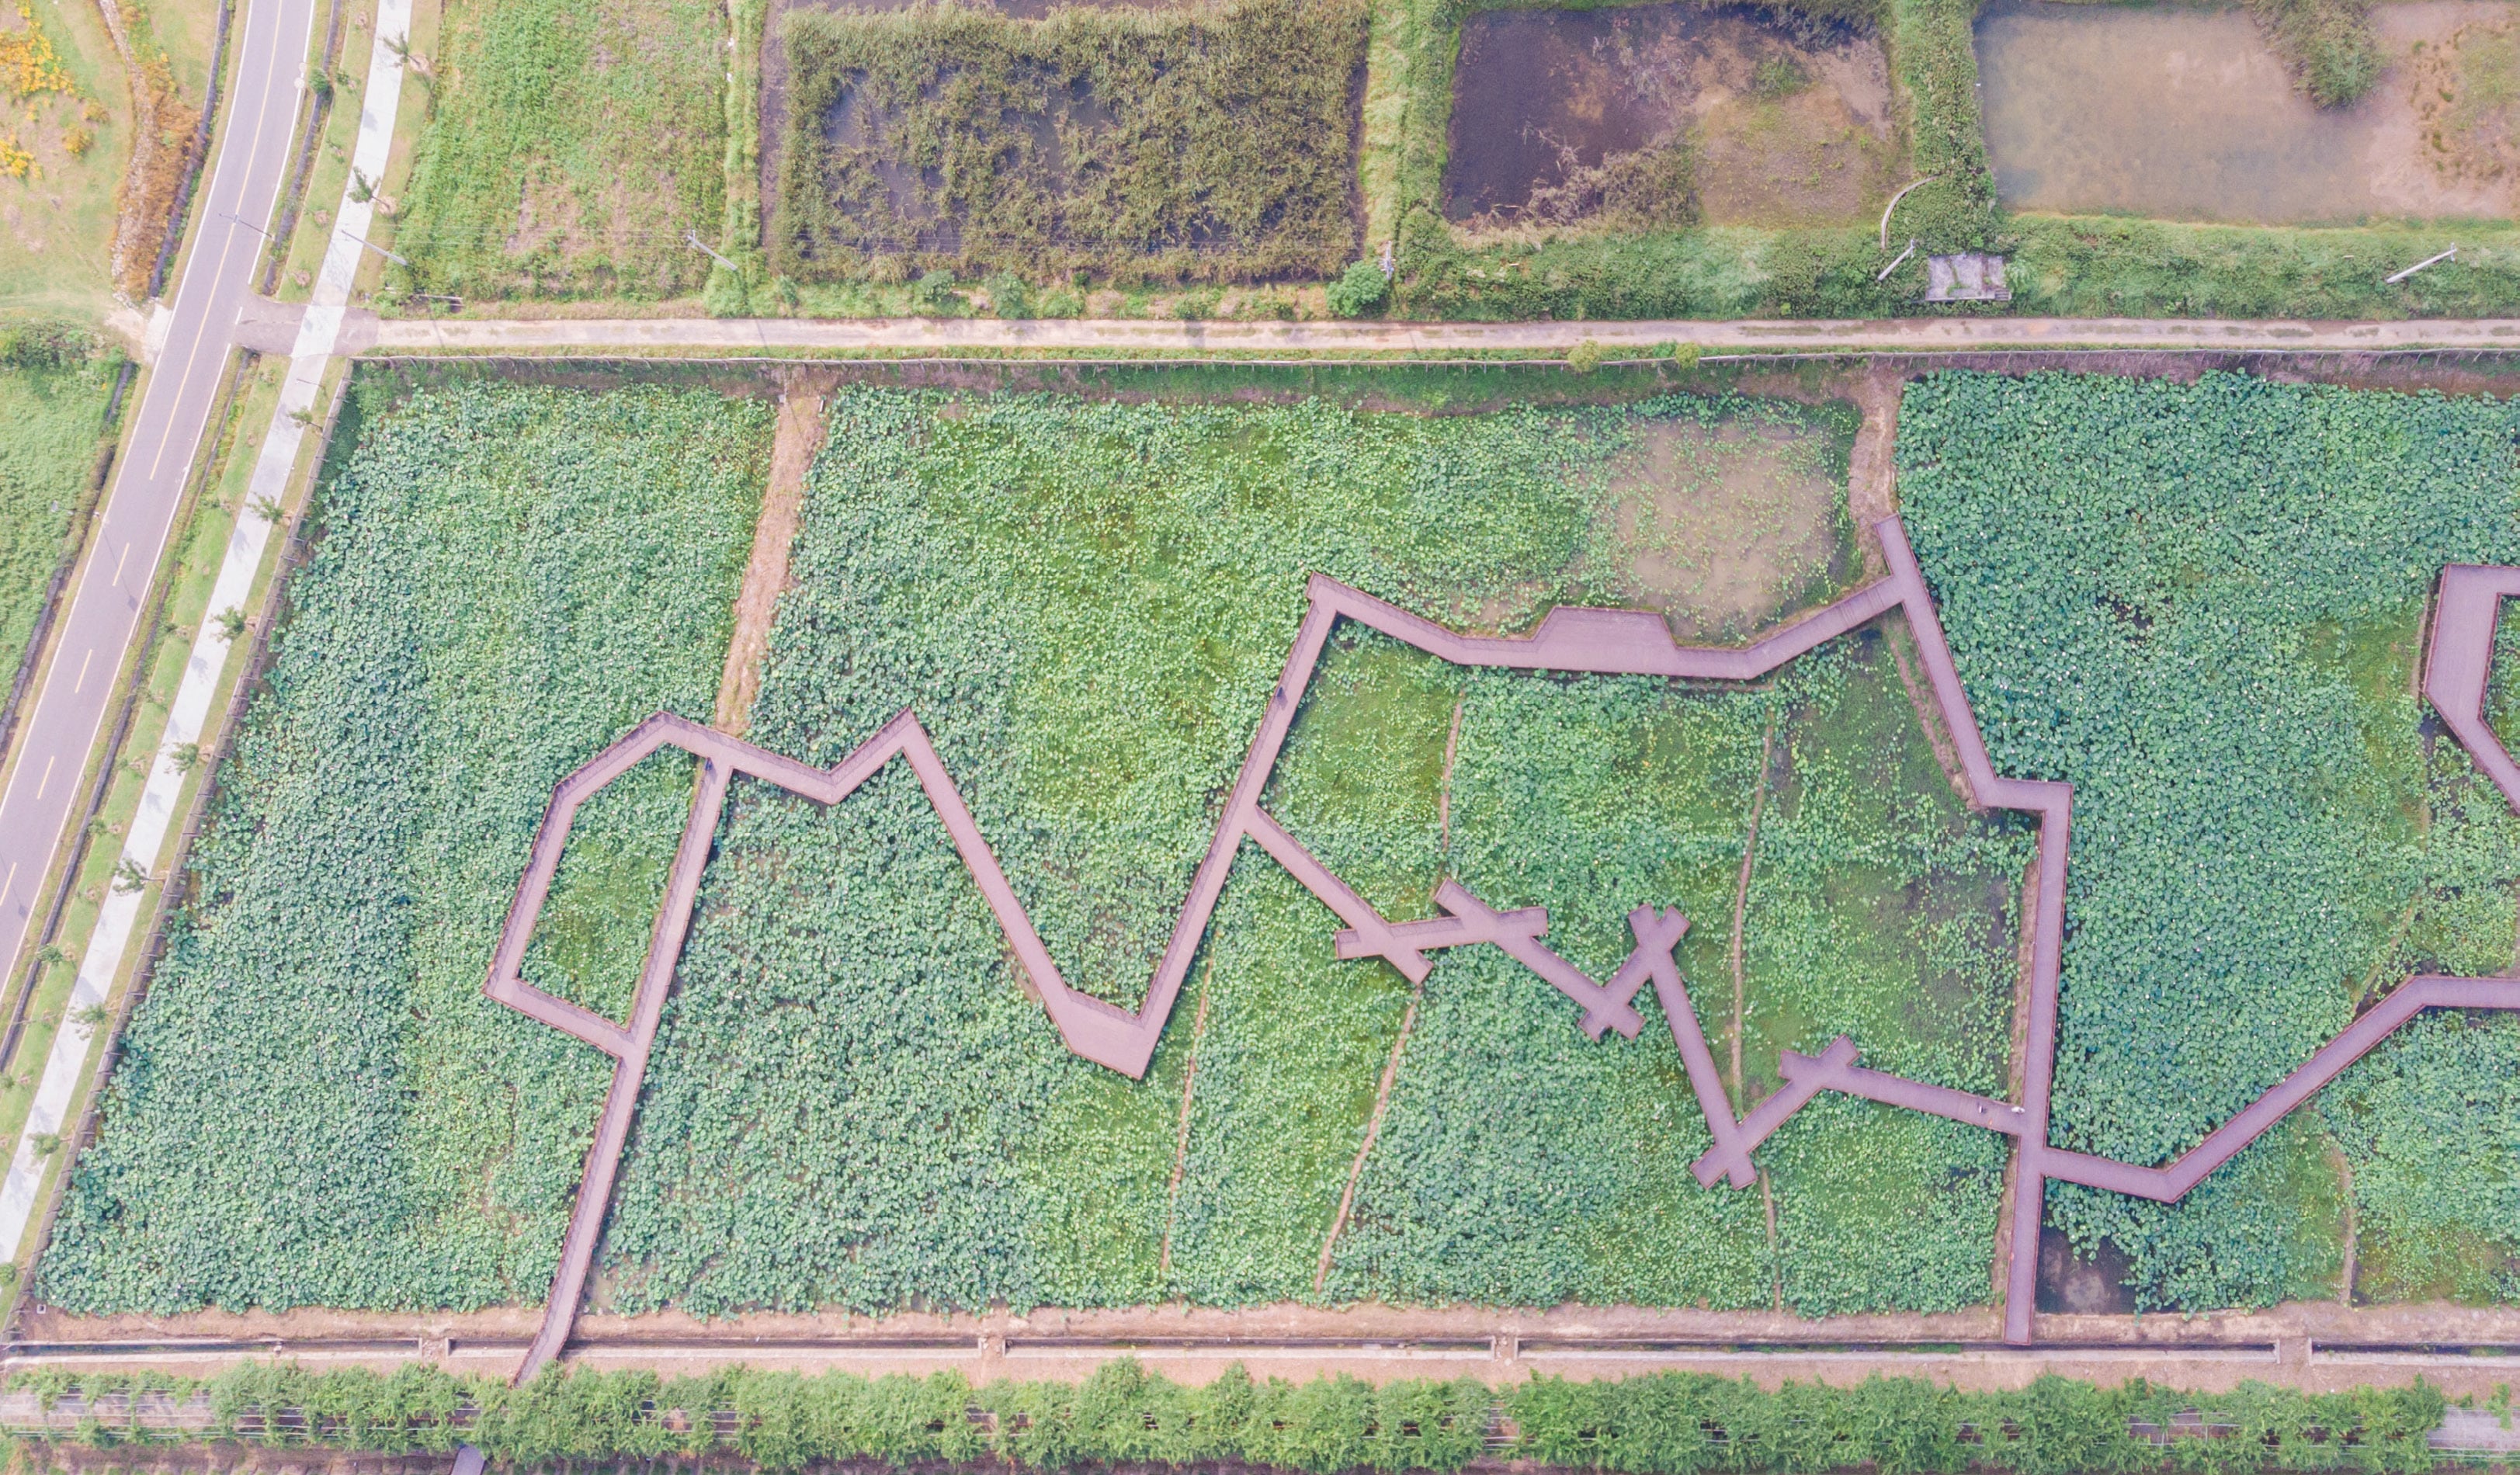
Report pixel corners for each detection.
[482,515,2520,1383]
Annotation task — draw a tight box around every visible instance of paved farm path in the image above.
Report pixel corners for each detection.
[361,313,2520,356]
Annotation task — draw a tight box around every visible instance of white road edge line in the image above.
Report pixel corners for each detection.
[0,0,411,1266]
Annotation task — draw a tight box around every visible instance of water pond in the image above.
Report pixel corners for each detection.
[1445,2,1897,231]
[1974,0,2515,223]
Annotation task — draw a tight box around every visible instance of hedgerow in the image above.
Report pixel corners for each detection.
[37,375,769,1313]
[1898,370,2520,1310]
[773,0,1364,286]
[5,1359,2451,1473]
[599,387,2021,1318]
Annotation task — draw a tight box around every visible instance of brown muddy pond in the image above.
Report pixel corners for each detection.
[1975,0,2516,223]
[761,0,1175,220]
[1443,3,1897,231]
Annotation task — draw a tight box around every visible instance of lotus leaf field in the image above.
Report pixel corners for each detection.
[33,377,2036,1318]
[31,368,2520,1324]
[39,378,769,1313]
[596,387,2028,1317]
[1900,370,2520,1311]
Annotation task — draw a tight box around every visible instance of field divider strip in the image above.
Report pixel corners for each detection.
[0,342,325,1265]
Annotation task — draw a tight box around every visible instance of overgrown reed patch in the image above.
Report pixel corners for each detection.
[772,0,1365,285]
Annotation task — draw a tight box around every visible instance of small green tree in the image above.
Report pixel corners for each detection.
[1565,338,1606,374]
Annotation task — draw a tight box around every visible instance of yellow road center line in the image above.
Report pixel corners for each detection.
[145,227,244,480]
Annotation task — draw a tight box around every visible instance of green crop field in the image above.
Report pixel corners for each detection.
[38,375,769,1314]
[0,340,114,693]
[593,386,2024,1318]
[33,377,2037,1320]
[40,365,2520,1327]
[1901,370,2520,1310]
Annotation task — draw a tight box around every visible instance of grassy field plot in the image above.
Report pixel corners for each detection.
[0,342,113,689]
[2,0,221,317]
[1900,370,2520,1312]
[2,0,123,318]
[771,0,1364,288]
[36,374,768,1314]
[391,0,730,302]
[585,384,2022,1319]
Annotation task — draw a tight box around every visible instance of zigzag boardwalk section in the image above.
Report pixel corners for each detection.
[483,513,2520,1383]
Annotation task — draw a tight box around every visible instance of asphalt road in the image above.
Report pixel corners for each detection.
[0,0,315,980]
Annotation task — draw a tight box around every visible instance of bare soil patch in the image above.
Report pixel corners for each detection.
[1443,3,1895,232]
[713,370,831,734]
[1598,415,1848,640]
[2036,1224,2139,1315]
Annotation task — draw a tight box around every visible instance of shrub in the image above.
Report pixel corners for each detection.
[1564,338,1606,374]
[0,320,94,370]
[984,272,1032,320]
[1751,54,1810,99]
[909,270,960,315]
[2248,0,2380,105]
[1327,259,1389,317]
[703,263,752,318]
[1,1362,2454,1474]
